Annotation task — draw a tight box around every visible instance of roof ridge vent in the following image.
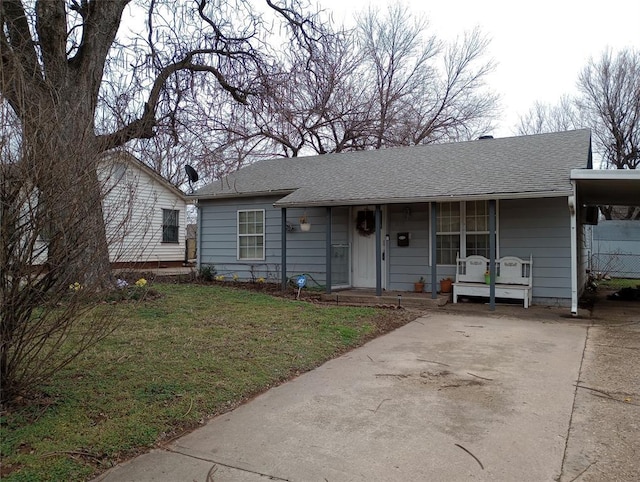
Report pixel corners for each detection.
[478,135,494,140]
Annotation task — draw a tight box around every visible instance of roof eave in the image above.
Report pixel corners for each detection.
[273,190,574,208]
[103,151,189,202]
[571,168,640,180]
[189,189,296,201]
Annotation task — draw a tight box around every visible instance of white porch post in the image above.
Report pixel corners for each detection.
[568,190,578,316]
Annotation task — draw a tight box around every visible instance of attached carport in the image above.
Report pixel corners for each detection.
[570,169,640,315]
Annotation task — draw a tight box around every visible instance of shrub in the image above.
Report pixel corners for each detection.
[198,265,216,282]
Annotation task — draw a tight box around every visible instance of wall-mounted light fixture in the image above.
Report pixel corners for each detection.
[299,212,311,231]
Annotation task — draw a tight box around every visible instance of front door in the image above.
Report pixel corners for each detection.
[352,206,386,288]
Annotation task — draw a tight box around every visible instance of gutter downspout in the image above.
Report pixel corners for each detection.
[568,189,578,316]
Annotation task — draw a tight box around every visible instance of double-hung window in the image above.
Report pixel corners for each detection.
[436,202,461,265]
[464,200,490,258]
[436,201,492,264]
[162,209,180,243]
[238,210,265,260]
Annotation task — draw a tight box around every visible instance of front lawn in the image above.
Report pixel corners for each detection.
[0,283,417,481]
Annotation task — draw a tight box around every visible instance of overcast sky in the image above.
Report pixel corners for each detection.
[318,0,640,138]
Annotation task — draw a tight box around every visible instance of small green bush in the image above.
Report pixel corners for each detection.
[198,265,217,282]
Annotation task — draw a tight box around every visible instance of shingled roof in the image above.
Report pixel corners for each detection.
[193,129,592,207]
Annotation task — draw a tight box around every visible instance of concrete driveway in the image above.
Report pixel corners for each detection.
[97,311,594,481]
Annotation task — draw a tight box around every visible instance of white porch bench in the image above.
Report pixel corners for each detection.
[453,254,533,308]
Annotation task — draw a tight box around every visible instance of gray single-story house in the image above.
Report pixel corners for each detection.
[191,129,640,315]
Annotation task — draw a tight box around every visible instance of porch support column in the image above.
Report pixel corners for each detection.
[430,202,438,299]
[281,207,287,291]
[569,191,578,316]
[489,199,497,311]
[375,204,382,296]
[325,206,332,294]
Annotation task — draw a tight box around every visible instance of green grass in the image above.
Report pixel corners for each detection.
[0,283,416,481]
[596,278,640,290]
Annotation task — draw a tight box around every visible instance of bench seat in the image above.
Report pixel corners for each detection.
[453,255,533,308]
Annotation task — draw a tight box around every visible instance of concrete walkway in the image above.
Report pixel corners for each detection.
[97,312,590,481]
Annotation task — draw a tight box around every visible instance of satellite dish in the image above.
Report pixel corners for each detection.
[185,165,199,182]
[185,165,199,193]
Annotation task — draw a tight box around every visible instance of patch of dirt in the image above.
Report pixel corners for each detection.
[0,461,23,478]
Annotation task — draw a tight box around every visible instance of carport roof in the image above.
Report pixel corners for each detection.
[192,129,592,207]
[571,169,640,206]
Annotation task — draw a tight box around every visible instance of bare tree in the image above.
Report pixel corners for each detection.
[0,0,320,288]
[515,96,580,135]
[0,0,321,404]
[242,27,373,157]
[356,3,498,148]
[1,106,118,403]
[234,3,498,159]
[515,47,639,219]
[577,48,640,171]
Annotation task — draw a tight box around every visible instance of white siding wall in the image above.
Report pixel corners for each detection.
[101,162,187,264]
[32,160,187,266]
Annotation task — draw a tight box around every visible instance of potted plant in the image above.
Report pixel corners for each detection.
[440,277,453,293]
[414,276,425,293]
[299,213,311,231]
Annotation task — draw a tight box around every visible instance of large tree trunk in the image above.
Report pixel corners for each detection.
[38,147,112,291]
[1,0,129,292]
[22,93,112,290]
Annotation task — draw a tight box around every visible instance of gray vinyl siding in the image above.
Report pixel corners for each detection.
[498,197,571,304]
[198,196,328,284]
[200,195,574,305]
[285,207,328,285]
[387,203,431,291]
[384,198,573,302]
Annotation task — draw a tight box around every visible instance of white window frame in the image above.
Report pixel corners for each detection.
[237,209,265,261]
[430,201,499,266]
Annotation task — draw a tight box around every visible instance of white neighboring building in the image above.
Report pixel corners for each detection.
[33,152,189,268]
[101,152,188,268]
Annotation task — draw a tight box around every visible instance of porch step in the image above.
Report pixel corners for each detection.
[320,290,450,308]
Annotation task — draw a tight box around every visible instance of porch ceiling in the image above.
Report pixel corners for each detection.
[571,169,640,206]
